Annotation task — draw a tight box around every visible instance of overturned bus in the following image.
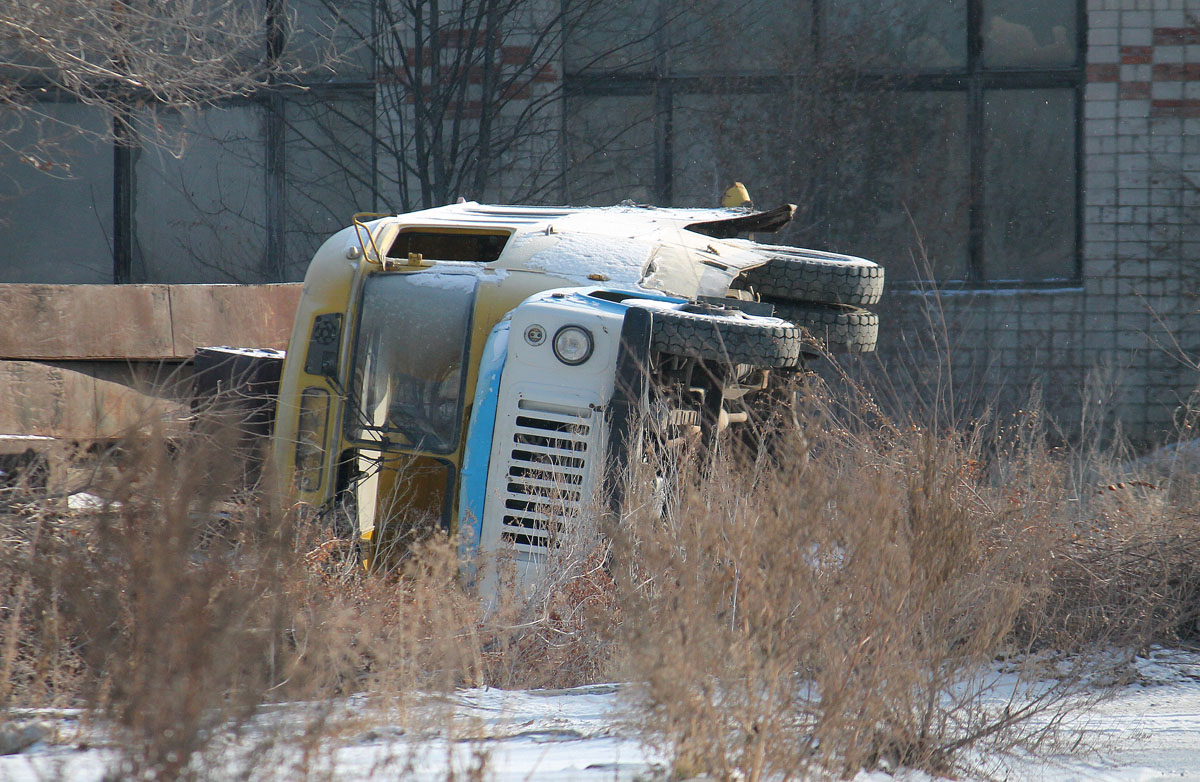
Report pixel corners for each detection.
[270,200,883,580]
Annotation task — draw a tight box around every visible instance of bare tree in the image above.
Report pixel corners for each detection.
[143,0,689,282]
[299,0,679,211]
[0,0,281,168]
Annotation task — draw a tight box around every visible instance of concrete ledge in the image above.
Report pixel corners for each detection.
[168,284,302,357]
[0,360,190,439]
[0,284,301,360]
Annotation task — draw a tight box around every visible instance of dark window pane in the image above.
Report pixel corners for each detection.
[388,231,509,262]
[284,94,375,280]
[672,92,816,210]
[982,89,1077,281]
[564,0,659,73]
[0,104,113,282]
[820,91,969,281]
[982,0,1077,68]
[288,0,373,78]
[564,94,657,205]
[352,274,476,454]
[669,0,810,75]
[823,0,966,69]
[134,106,267,283]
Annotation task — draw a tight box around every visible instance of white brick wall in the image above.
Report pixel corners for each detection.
[877,0,1199,442]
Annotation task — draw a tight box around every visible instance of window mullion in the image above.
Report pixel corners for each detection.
[967,0,984,282]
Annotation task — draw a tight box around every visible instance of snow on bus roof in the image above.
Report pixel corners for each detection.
[378,201,750,231]
[359,202,784,298]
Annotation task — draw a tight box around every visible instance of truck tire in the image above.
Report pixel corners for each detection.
[771,300,879,354]
[633,303,804,368]
[733,242,885,307]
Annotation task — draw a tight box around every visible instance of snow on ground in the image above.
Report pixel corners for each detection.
[982,647,1200,782]
[0,684,657,782]
[5,650,1200,781]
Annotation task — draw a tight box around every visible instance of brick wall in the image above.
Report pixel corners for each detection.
[874,1,1199,444]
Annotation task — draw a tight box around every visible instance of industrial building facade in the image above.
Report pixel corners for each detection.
[1,0,1196,441]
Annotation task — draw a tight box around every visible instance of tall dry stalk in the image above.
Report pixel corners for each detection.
[613,370,1200,780]
[2,359,1197,781]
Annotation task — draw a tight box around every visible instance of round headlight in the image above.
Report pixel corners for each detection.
[552,325,594,366]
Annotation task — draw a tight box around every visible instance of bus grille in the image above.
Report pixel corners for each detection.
[501,405,592,550]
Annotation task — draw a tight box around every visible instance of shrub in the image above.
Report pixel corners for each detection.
[3,375,1197,781]
[0,414,619,779]
[611,374,1200,780]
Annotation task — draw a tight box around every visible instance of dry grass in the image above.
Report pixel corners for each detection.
[610,373,1200,780]
[1,374,1198,780]
[0,409,619,779]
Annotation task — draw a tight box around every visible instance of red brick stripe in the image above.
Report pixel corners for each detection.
[1152,63,1200,81]
[1121,45,1153,64]
[1088,64,1119,82]
[1120,81,1152,100]
[1153,27,1200,45]
[1151,99,1200,117]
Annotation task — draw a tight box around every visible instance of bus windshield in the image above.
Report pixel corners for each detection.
[349,272,477,454]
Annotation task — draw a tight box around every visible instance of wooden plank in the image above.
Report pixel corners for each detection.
[0,284,301,360]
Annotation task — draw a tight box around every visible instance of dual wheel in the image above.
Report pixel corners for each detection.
[729,239,883,356]
[633,241,883,366]
[633,302,804,368]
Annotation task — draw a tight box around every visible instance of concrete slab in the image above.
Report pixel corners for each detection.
[0,284,173,359]
[0,360,189,439]
[0,283,301,360]
[0,360,100,438]
[168,284,301,355]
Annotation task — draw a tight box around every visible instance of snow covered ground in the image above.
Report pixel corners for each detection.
[4,649,1200,781]
[985,647,1200,782]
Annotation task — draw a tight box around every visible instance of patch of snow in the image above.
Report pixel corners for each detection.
[0,721,50,755]
[196,347,286,359]
[623,297,794,327]
[723,238,879,269]
[7,653,1200,781]
[979,674,1200,782]
[516,233,653,287]
[67,493,107,511]
[398,271,482,292]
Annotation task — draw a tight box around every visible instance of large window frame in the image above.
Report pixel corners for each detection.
[564,0,1086,287]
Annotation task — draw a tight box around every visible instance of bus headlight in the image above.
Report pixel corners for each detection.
[552,325,594,366]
